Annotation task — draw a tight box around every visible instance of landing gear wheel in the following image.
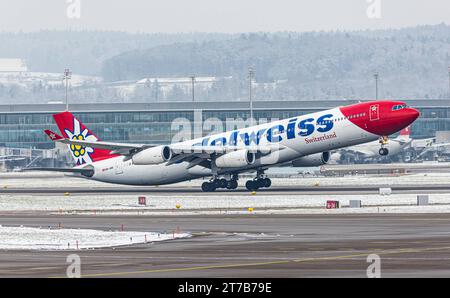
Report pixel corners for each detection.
[263,178,272,188]
[255,178,265,188]
[212,179,219,188]
[201,181,217,192]
[201,182,212,192]
[227,180,238,190]
[231,180,238,189]
[219,179,228,188]
[379,148,389,156]
[246,180,258,191]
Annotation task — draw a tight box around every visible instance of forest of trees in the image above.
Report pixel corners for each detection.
[101,24,450,100]
[0,24,449,103]
[0,31,231,75]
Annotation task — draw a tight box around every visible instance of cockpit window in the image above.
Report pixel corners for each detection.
[392,104,407,111]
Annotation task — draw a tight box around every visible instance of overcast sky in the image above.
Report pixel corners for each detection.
[0,0,449,33]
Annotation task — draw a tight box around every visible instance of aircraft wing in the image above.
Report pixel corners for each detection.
[340,147,374,156]
[429,142,450,148]
[415,141,450,159]
[0,155,28,161]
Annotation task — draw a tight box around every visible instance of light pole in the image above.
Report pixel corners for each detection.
[190,75,196,102]
[63,68,72,111]
[448,66,450,99]
[374,72,379,100]
[248,67,255,126]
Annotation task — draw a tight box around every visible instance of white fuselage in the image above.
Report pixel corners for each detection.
[83,107,379,185]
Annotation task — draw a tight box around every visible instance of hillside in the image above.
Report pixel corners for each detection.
[101,24,450,100]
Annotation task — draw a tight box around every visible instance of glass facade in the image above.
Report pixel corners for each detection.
[0,101,447,149]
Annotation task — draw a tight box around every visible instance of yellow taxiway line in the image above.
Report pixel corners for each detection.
[49,245,450,278]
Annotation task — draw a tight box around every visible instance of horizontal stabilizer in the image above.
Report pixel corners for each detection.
[44,129,64,141]
[23,167,94,177]
[44,128,150,155]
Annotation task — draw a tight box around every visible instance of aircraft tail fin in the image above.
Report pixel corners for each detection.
[52,111,114,165]
[399,126,411,137]
[396,125,412,143]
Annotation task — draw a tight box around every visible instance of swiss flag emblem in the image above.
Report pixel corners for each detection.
[44,129,63,141]
[369,104,379,121]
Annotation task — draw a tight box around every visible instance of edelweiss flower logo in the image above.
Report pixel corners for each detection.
[64,118,97,165]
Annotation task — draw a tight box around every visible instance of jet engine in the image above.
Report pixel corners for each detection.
[132,145,172,165]
[291,152,330,167]
[215,150,256,168]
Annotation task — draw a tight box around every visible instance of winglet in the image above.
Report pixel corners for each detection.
[44,129,64,141]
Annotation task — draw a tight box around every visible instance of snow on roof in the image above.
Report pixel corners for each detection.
[136,76,231,84]
[0,58,28,72]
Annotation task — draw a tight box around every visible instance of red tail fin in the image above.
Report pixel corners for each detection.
[399,126,411,137]
[53,111,114,165]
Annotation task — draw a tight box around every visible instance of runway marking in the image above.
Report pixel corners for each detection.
[49,245,450,278]
[50,260,293,278]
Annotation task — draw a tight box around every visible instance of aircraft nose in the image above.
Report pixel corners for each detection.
[403,108,420,125]
[361,105,420,136]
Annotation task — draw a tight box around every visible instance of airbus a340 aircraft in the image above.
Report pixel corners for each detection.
[38,100,419,191]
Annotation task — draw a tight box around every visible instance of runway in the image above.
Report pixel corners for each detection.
[1,214,450,277]
[3,184,450,195]
[2,173,450,277]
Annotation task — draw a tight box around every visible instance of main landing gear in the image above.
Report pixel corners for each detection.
[200,171,273,192]
[201,176,238,192]
[245,169,272,191]
[378,136,389,156]
[245,178,272,191]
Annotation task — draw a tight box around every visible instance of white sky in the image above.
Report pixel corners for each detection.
[0,0,449,33]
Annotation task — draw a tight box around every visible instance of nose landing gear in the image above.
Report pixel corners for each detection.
[378,136,389,156]
[379,147,389,156]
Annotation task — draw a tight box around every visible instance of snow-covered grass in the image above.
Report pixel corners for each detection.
[0,192,450,214]
[85,205,450,216]
[2,172,450,215]
[0,226,190,250]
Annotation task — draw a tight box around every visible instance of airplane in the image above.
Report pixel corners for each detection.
[331,125,413,162]
[414,138,450,160]
[30,100,419,192]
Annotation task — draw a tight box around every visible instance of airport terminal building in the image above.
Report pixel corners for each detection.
[0,99,448,149]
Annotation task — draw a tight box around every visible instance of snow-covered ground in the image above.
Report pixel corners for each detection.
[0,226,190,250]
[0,191,450,215]
[2,172,450,215]
[100,205,450,216]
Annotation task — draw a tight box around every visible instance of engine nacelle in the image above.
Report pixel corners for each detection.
[215,150,256,168]
[292,152,330,167]
[132,145,172,165]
